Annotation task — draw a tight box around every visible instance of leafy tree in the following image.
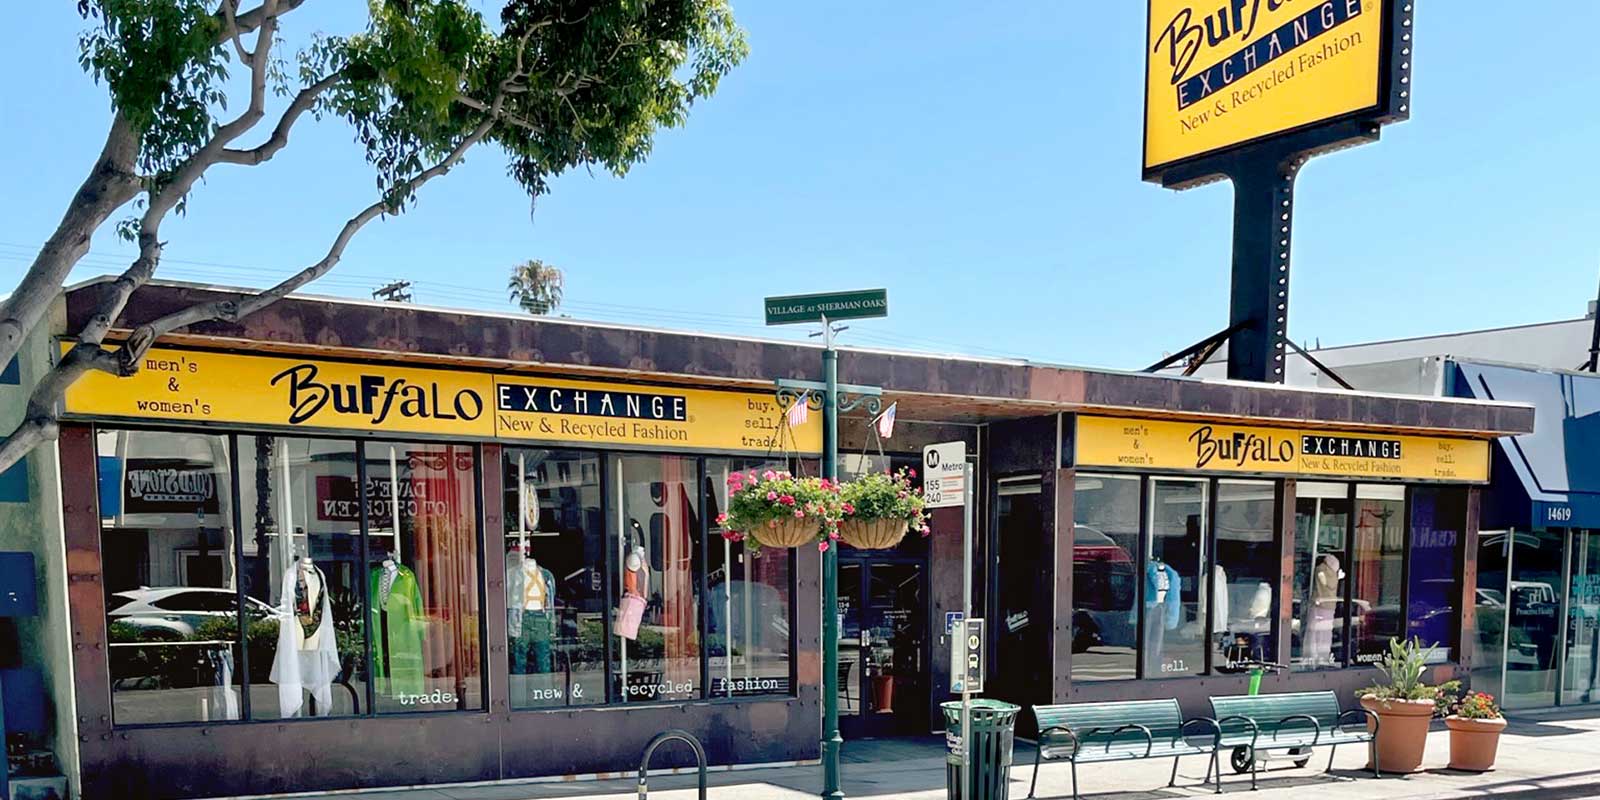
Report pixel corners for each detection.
[0,0,746,471]
[507,258,564,315]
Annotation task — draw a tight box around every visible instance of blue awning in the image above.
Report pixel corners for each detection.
[1452,360,1600,530]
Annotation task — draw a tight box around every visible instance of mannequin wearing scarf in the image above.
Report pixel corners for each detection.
[369,559,426,697]
[269,558,340,718]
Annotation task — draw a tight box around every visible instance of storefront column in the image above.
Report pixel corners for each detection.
[481,444,511,719]
[1052,466,1075,703]
[57,425,112,777]
[1274,479,1297,669]
[1460,486,1483,674]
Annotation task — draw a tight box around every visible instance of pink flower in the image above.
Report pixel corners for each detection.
[793,509,805,518]
[842,502,855,514]
[762,470,777,481]
[909,468,917,478]
[768,519,778,529]
[766,491,778,501]
[818,541,831,553]
[779,494,796,506]
[715,512,729,524]
[828,530,840,540]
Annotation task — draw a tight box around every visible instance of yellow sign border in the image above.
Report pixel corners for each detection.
[1141,0,1408,179]
[1075,414,1490,483]
[60,345,823,455]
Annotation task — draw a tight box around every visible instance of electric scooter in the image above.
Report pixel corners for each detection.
[1223,660,1315,774]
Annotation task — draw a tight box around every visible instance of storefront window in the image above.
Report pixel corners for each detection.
[1145,478,1206,677]
[1351,484,1405,664]
[1563,531,1600,705]
[237,436,364,719]
[1071,474,1139,681]
[1214,480,1276,670]
[364,442,483,713]
[1408,487,1464,661]
[98,429,243,725]
[706,459,793,697]
[1293,482,1349,669]
[503,449,605,709]
[613,455,702,702]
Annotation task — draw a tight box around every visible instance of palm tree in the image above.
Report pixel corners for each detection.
[507,259,565,315]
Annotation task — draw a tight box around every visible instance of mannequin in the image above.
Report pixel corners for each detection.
[1306,554,1343,666]
[270,555,339,718]
[507,543,558,675]
[1143,557,1181,671]
[616,526,649,641]
[369,556,426,697]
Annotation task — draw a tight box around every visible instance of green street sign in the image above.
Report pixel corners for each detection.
[763,289,888,326]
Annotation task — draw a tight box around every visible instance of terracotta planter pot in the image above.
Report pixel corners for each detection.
[749,517,817,549]
[1446,716,1506,772]
[1361,696,1436,774]
[871,674,895,710]
[839,518,908,550]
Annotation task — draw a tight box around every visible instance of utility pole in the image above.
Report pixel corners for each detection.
[373,280,413,303]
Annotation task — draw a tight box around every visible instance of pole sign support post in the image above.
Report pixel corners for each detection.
[1142,0,1415,382]
[769,290,888,800]
[925,442,974,785]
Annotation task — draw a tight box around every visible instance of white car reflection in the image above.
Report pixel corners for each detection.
[107,587,275,639]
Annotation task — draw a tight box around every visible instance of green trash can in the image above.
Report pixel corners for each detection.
[942,699,1021,800]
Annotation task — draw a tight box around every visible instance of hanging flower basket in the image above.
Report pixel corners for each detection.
[839,518,909,549]
[836,467,929,551]
[717,469,843,553]
[756,516,823,549]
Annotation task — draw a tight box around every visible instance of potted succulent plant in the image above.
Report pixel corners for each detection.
[836,467,930,550]
[717,469,843,552]
[1356,636,1457,774]
[1444,690,1506,772]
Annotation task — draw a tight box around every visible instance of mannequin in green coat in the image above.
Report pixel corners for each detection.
[369,559,426,697]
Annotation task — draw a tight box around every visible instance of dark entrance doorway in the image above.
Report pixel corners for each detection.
[990,477,1050,724]
[838,555,930,738]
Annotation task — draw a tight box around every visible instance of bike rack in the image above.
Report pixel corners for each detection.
[637,729,707,800]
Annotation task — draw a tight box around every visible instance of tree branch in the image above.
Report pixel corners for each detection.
[0,113,141,372]
[120,110,504,367]
[220,0,254,66]
[220,70,343,166]
[0,343,121,475]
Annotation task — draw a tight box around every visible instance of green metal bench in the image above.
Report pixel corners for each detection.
[1029,699,1221,799]
[1207,690,1380,789]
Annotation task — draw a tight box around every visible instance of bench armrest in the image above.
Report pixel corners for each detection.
[1180,717,1222,748]
[1215,715,1261,748]
[1088,724,1155,758]
[1037,725,1080,756]
[1337,708,1379,736]
[1272,714,1323,746]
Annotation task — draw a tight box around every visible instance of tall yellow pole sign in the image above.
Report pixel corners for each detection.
[1144,0,1401,174]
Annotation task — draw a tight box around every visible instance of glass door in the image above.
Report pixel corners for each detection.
[1563,531,1600,705]
[839,559,928,738]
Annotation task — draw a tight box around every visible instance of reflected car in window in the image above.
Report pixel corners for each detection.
[108,588,275,639]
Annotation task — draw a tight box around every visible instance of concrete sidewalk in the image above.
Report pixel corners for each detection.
[273,708,1600,800]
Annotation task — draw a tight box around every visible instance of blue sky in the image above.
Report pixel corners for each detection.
[2,2,1597,369]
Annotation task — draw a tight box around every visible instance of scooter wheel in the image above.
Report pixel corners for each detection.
[1230,746,1254,774]
[1293,757,1312,768]
[1290,747,1311,769]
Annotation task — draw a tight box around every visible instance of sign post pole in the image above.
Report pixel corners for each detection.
[960,460,973,794]
[766,290,888,800]
[819,315,844,800]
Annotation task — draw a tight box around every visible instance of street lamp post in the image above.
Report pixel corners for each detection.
[775,317,880,800]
